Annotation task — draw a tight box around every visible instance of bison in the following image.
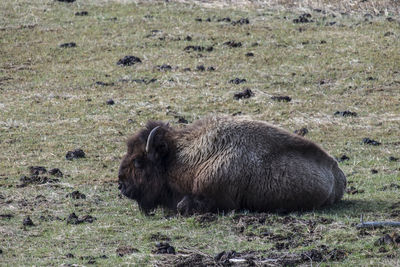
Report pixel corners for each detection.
[118,115,346,215]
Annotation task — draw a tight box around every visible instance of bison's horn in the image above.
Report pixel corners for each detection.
[145,126,161,153]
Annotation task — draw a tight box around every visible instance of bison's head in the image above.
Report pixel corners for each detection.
[118,121,173,213]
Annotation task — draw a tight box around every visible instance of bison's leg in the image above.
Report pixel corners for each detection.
[177,195,215,216]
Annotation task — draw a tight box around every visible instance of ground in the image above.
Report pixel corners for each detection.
[0,0,399,265]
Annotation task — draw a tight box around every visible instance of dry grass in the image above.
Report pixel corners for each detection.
[0,0,399,265]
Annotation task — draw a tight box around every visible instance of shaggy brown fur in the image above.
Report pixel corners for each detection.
[118,115,346,215]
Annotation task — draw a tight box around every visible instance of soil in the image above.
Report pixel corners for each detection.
[334,111,358,117]
[66,190,86,199]
[271,96,291,102]
[75,11,88,16]
[174,253,216,266]
[229,78,246,84]
[66,213,96,224]
[59,42,76,48]
[116,246,139,257]
[152,242,176,254]
[224,41,242,48]
[233,89,254,100]
[116,55,142,66]
[66,149,85,160]
[375,233,400,246]
[362,138,381,146]
[294,127,308,136]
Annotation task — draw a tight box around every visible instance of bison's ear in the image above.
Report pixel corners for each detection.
[145,126,169,162]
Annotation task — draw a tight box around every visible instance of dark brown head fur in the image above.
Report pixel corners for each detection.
[118,121,180,213]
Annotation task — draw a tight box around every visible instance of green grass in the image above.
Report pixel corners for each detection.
[1,0,399,265]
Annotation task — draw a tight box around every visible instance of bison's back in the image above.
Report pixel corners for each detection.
[175,116,346,211]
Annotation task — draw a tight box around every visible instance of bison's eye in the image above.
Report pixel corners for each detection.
[133,158,144,169]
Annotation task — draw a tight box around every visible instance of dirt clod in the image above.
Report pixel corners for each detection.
[23,216,34,226]
[229,78,246,84]
[293,13,313,23]
[29,166,47,176]
[294,127,308,136]
[48,168,63,177]
[224,41,242,48]
[59,42,76,48]
[184,45,213,52]
[66,149,85,160]
[153,242,175,254]
[75,11,88,16]
[66,253,74,258]
[174,253,215,267]
[156,64,172,71]
[234,88,254,100]
[362,138,381,146]
[96,81,114,86]
[232,18,250,25]
[117,55,141,66]
[271,95,291,102]
[66,213,96,224]
[196,65,205,71]
[245,52,254,57]
[116,246,139,257]
[0,214,14,219]
[18,175,59,187]
[106,99,115,105]
[375,233,400,246]
[346,186,364,194]
[195,213,217,224]
[337,155,350,162]
[389,156,399,162]
[334,111,357,117]
[66,190,86,199]
[57,0,75,2]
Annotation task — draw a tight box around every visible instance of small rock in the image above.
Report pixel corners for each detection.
[23,216,35,226]
[271,96,291,102]
[117,56,141,66]
[362,138,381,146]
[66,149,85,160]
[233,89,254,100]
[59,42,76,48]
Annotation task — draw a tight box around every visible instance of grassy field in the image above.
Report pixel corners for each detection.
[1,0,399,265]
